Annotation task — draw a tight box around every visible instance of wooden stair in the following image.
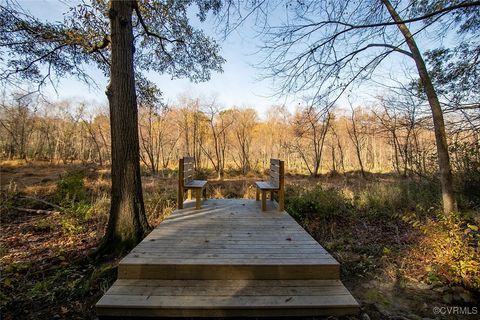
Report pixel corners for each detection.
[96,199,359,318]
[97,279,358,318]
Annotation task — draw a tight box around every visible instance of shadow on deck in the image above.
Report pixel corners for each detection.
[96,199,359,318]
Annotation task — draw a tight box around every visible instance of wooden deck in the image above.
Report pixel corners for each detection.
[96,199,359,318]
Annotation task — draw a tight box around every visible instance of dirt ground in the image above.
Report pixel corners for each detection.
[0,161,478,319]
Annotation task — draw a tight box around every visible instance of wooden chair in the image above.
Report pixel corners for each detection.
[177,157,208,209]
[255,159,285,211]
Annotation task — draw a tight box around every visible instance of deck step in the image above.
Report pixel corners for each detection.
[118,261,339,280]
[96,279,359,318]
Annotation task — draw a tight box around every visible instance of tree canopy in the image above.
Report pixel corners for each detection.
[1,0,225,95]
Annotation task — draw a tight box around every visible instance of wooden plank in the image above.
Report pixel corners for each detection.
[184,167,194,174]
[140,239,318,244]
[270,165,280,173]
[127,253,333,260]
[131,249,329,255]
[135,244,325,250]
[261,190,266,211]
[97,292,357,308]
[146,230,311,236]
[255,181,277,190]
[113,279,344,287]
[121,257,337,264]
[118,264,340,280]
[134,243,325,248]
[144,232,311,238]
[150,225,306,230]
[139,234,323,241]
[183,156,194,164]
[145,233,315,239]
[107,284,349,296]
[270,158,280,165]
[177,158,184,209]
[195,188,201,209]
[184,180,207,188]
[144,230,312,236]
[128,247,331,255]
[278,160,285,211]
[184,172,194,180]
[270,171,280,180]
[97,306,360,318]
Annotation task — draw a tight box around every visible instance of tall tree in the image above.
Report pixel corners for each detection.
[104,0,148,250]
[1,0,225,252]
[381,0,456,213]
[225,0,480,213]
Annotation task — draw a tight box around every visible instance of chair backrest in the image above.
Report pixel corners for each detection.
[269,158,284,190]
[182,157,195,184]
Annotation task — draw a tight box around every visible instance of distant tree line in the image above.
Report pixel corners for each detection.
[2,93,478,181]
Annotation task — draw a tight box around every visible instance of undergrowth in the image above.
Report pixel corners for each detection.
[285,178,480,291]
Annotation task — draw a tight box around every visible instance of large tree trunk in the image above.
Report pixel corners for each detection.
[382,0,456,213]
[101,0,149,253]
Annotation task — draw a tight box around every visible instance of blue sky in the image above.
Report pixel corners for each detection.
[15,0,450,116]
[18,0,287,114]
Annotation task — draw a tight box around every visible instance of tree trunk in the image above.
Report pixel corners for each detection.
[349,110,366,178]
[382,0,456,213]
[100,0,150,254]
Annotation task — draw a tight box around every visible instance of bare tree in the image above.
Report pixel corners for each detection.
[0,94,37,160]
[347,107,368,178]
[230,108,256,174]
[329,123,345,173]
[291,104,332,177]
[201,100,233,180]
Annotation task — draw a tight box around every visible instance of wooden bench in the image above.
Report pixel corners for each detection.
[177,157,208,210]
[255,159,285,211]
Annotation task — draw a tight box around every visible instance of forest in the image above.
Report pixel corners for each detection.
[1,93,479,182]
[1,0,479,319]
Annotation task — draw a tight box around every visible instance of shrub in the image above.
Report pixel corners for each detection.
[354,179,441,217]
[195,167,212,180]
[54,171,87,205]
[403,211,480,290]
[285,184,350,221]
[144,187,177,225]
[451,140,480,209]
[55,170,93,219]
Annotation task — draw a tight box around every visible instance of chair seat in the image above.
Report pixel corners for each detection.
[184,180,208,189]
[255,181,279,190]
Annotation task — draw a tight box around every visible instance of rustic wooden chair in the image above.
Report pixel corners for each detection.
[255,159,285,211]
[177,157,208,209]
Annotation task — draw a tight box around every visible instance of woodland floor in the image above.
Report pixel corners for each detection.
[0,161,478,319]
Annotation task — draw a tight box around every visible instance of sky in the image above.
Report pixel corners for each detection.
[17,0,289,115]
